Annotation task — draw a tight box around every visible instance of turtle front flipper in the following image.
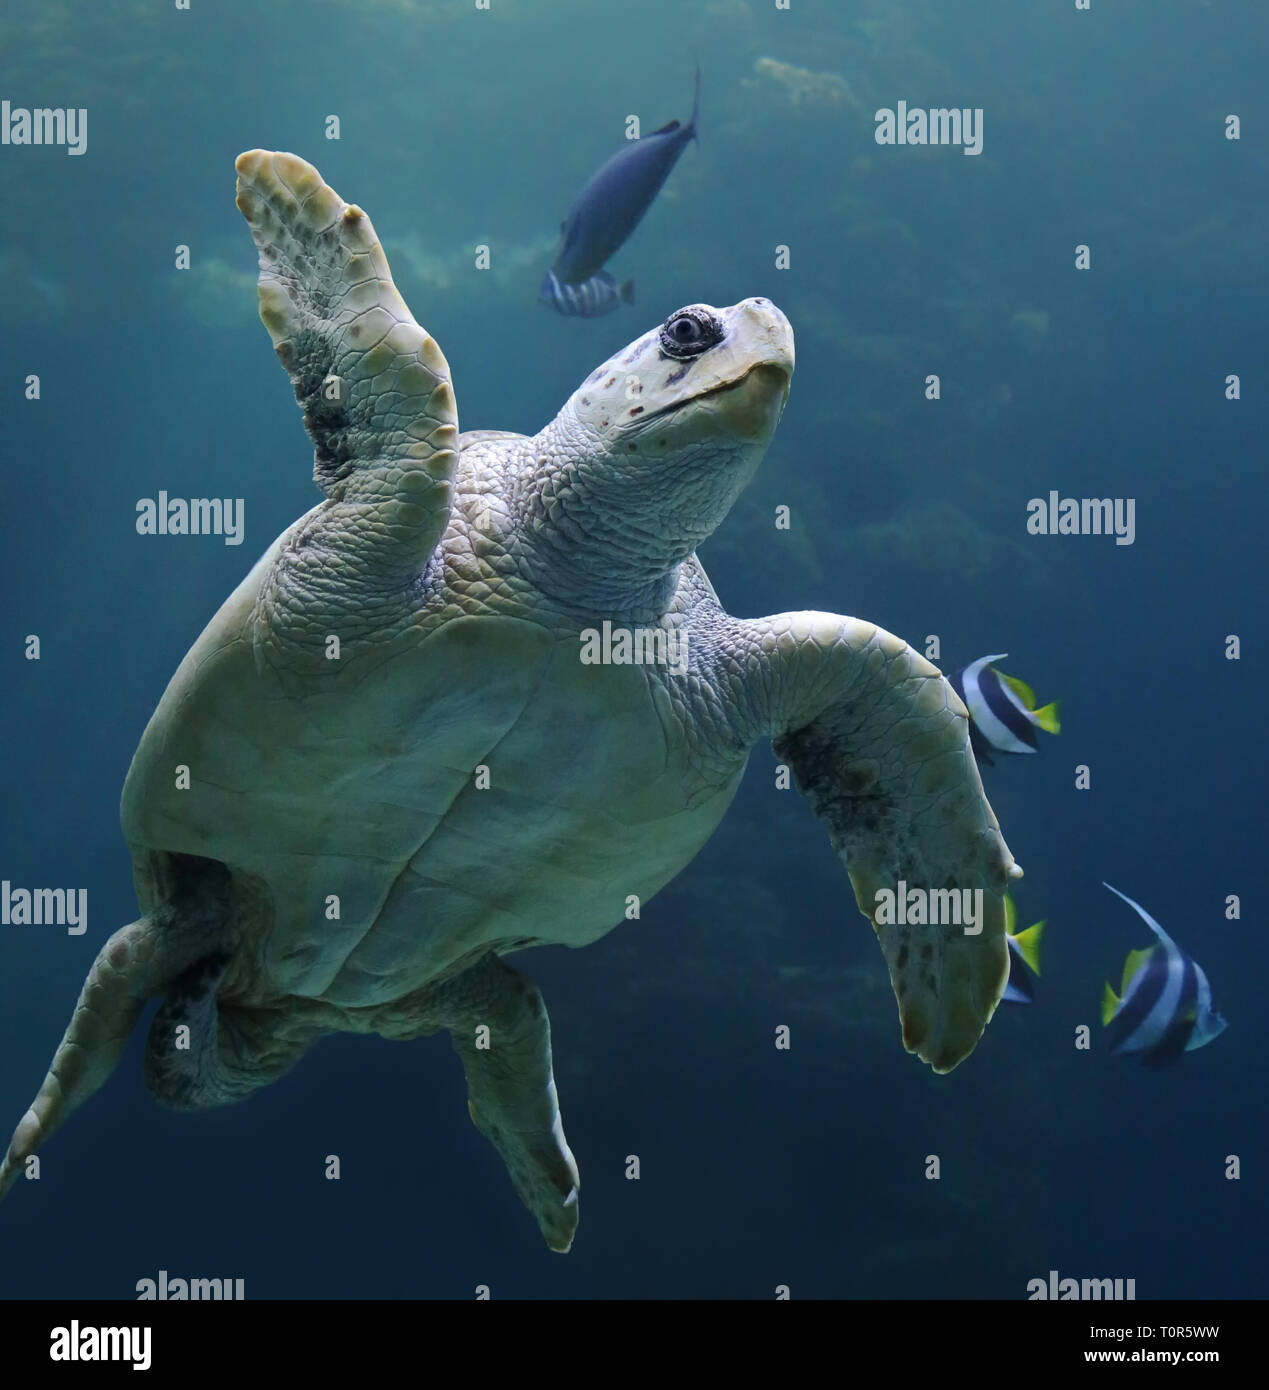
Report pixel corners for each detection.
[381,953,580,1252]
[234,150,458,584]
[738,612,1021,1073]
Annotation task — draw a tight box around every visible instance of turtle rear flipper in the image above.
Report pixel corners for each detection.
[375,953,580,1252]
[0,858,271,1202]
[0,916,173,1201]
[452,960,580,1253]
[234,150,459,585]
[0,920,322,1202]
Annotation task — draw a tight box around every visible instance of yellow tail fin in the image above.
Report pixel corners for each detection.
[1032,700,1060,734]
[1012,921,1045,975]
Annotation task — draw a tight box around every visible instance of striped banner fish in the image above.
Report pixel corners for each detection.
[1101,883,1227,1066]
[1001,895,1045,1005]
[948,653,1059,766]
[540,268,634,319]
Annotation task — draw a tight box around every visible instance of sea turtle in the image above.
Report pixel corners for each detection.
[0,151,1020,1252]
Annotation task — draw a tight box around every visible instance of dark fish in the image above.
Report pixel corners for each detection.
[540,268,634,318]
[1100,883,1227,1065]
[547,67,700,288]
[947,653,1059,767]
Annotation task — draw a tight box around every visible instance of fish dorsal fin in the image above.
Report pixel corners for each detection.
[649,118,681,136]
[1000,672,1036,709]
[1101,980,1120,1026]
[1012,921,1045,976]
[965,653,1008,685]
[1103,882,1174,947]
[1121,947,1155,996]
[1003,894,1017,936]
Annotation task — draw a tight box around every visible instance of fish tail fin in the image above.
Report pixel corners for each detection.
[1032,699,1061,734]
[690,64,701,143]
[1101,980,1120,1026]
[1012,921,1045,976]
[620,279,634,305]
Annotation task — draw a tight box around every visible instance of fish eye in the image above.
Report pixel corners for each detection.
[660,307,723,359]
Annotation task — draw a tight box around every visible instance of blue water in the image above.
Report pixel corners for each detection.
[1,0,1265,1299]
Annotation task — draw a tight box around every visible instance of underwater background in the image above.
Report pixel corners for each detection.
[1,0,1265,1299]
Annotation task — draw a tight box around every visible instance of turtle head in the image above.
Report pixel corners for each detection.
[569,297,793,458]
[528,299,794,612]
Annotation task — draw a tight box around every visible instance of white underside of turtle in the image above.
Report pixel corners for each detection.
[0,151,1020,1252]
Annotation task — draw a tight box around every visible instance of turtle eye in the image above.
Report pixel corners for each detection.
[660,307,723,359]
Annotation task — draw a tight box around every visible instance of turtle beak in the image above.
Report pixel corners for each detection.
[739,297,795,373]
[703,361,792,441]
[724,297,794,427]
